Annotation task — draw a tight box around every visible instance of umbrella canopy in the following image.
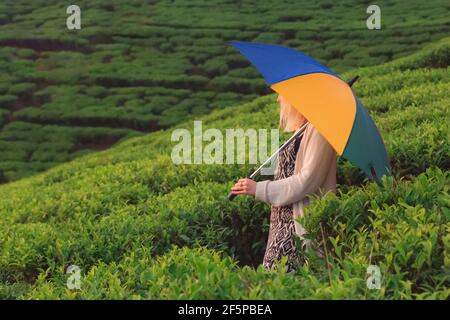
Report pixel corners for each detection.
[229,41,391,185]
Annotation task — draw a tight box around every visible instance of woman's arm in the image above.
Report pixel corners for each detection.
[255,128,336,206]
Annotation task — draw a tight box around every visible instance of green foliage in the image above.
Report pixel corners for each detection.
[300,168,449,299]
[12,168,450,300]
[0,0,449,181]
[0,2,449,300]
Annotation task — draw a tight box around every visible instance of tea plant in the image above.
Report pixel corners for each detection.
[0,27,449,300]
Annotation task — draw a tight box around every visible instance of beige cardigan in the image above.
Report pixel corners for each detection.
[255,122,337,242]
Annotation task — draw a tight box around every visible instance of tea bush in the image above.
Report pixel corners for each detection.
[0,20,449,300]
[0,0,449,181]
[16,167,450,299]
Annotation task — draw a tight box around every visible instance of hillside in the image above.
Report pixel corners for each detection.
[0,36,449,299]
[1,0,449,182]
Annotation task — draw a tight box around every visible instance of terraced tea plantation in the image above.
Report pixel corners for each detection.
[1,0,449,182]
[0,36,448,299]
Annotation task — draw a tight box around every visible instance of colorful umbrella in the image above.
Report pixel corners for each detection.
[229,41,391,185]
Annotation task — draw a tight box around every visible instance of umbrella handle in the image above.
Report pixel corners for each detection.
[227,190,237,201]
[228,173,252,201]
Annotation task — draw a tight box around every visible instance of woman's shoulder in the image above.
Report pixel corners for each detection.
[305,122,324,139]
[303,121,316,138]
[301,122,331,149]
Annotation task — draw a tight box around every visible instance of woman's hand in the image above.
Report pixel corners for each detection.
[231,178,257,197]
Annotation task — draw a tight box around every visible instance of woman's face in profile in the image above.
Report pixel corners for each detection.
[277,94,307,131]
[277,94,304,117]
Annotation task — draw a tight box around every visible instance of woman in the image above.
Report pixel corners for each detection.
[230,94,337,272]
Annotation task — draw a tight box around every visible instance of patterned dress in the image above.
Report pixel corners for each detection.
[262,132,302,272]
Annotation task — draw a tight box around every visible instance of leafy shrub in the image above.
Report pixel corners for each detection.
[0,2,449,300]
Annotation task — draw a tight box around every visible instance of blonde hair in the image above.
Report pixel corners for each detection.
[278,95,307,132]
